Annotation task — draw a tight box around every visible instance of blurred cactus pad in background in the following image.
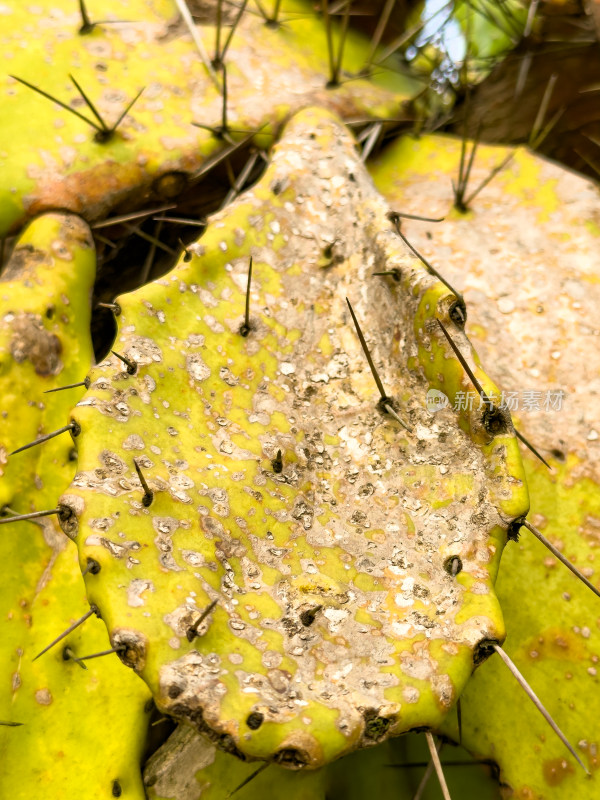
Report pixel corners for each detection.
[1,1,600,799]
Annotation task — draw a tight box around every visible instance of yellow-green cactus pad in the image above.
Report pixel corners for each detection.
[0,530,152,799]
[369,133,600,794]
[0,212,96,507]
[62,107,528,769]
[0,0,414,236]
[0,212,151,798]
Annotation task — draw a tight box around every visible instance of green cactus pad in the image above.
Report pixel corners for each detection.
[369,132,600,795]
[0,532,152,799]
[61,107,528,768]
[0,0,414,236]
[0,212,96,506]
[0,213,151,798]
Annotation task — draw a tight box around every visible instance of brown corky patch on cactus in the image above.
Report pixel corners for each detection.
[0,0,413,236]
[370,133,600,795]
[62,107,529,768]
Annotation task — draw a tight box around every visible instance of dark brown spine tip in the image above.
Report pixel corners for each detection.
[453,117,481,213]
[133,459,153,507]
[0,507,63,526]
[394,227,464,306]
[219,0,248,66]
[391,210,445,224]
[63,646,87,670]
[10,421,80,456]
[78,0,93,33]
[9,74,104,134]
[240,256,253,337]
[179,239,192,262]
[523,519,600,601]
[514,428,552,470]
[186,598,218,642]
[111,350,137,375]
[44,377,90,394]
[492,642,589,773]
[97,302,122,316]
[33,605,99,661]
[74,645,126,663]
[372,269,401,282]
[346,297,386,400]
[220,62,228,135]
[82,558,101,576]
[228,763,270,798]
[94,86,144,143]
[272,449,283,473]
[436,319,490,407]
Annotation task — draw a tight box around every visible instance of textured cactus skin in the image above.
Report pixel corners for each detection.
[370,133,600,795]
[0,214,151,798]
[0,0,413,236]
[60,106,529,769]
[4,2,598,796]
[0,213,95,503]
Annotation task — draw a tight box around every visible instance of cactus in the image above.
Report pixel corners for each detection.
[1,1,599,798]
[370,131,600,796]
[0,213,152,798]
[0,0,412,237]
[58,104,529,769]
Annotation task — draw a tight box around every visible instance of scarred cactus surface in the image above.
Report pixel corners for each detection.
[0,0,412,236]
[60,107,528,769]
[2,1,599,797]
[371,131,600,797]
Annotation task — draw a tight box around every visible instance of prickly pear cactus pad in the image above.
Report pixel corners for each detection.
[63,107,529,769]
[368,134,600,794]
[0,212,95,505]
[0,531,153,799]
[0,0,413,236]
[0,213,151,798]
